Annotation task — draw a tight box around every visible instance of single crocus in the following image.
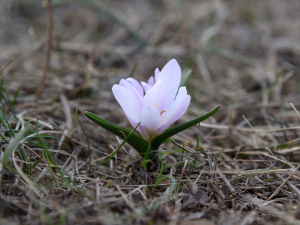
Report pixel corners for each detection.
[112,59,191,142]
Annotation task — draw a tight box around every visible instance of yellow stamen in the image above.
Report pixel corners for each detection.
[152,101,160,108]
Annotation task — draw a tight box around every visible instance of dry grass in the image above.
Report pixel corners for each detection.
[1,0,300,224]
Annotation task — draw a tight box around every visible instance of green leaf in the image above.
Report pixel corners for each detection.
[2,127,27,166]
[84,111,149,155]
[151,105,220,149]
[142,142,153,169]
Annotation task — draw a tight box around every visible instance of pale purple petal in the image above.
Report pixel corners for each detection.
[143,81,164,113]
[154,68,160,83]
[148,76,154,86]
[129,118,150,141]
[140,105,162,132]
[157,59,181,108]
[157,95,190,134]
[112,84,141,123]
[113,59,190,141]
[161,87,189,124]
[137,125,151,141]
[120,79,143,107]
[156,87,191,134]
[141,81,152,93]
[126,78,144,96]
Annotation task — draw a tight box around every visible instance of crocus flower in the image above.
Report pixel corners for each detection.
[112,59,191,142]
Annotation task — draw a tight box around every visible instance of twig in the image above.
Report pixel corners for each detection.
[37,0,53,99]
[216,167,236,195]
[115,185,142,217]
[267,164,300,201]
[242,115,267,141]
[0,58,13,71]
[2,40,47,76]
[171,141,205,164]
[58,94,72,152]
[276,174,300,199]
[96,177,101,202]
[290,103,300,121]
[246,196,300,224]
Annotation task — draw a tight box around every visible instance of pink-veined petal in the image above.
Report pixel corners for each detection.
[141,81,152,93]
[154,68,160,83]
[156,87,191,134]
[140,105,162,135]
[157,59,181,108]
[120,79,143,107]
[112,84,141,123]
[148,76,154,86]
[143,81,164,113]
[126,77,144,96]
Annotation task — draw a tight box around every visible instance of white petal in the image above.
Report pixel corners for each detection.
[161,86,188,124]
[143,81,164,113]
[141,81,152,93]
[148,76,154,86]
[140,105,162,132]
[112,85,141,123]
[157,59,181,108]
[126,78,144,96]
[157,87,191,134]
[120,79,143,107]
[154,68,160,83]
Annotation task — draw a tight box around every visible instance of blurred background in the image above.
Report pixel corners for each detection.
[1,0,300,115]
[1,0,300,223]
[1,0,300,160]
[1,0,300,147]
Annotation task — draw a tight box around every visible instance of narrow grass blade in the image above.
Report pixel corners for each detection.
[1,117,29,173]
[151,157,164,193]
[32,155,43,170]
[2,128,27,166]
[5,118,29,164]
[11,90,19,107]
[72,110,91,170]
[141,143,152,169]
[144,176,176,213]
[129,63,138,77]
[180,69,192,87]
[35,119,59,187]
[0,91,18,120]
[93,122,140,166]
[152,176,170,194]
[187,107,201,176]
